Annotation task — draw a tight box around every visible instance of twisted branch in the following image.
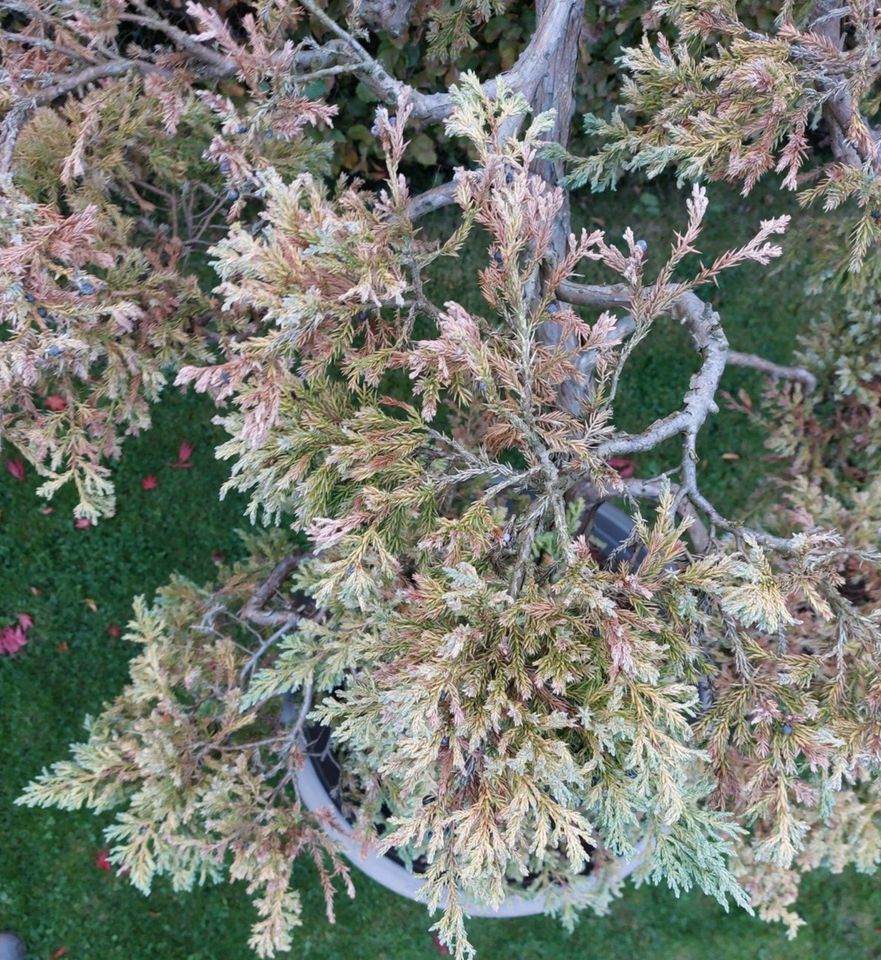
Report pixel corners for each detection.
[299,0,585,123]
[558,287,817,553]
[239,555,304,627]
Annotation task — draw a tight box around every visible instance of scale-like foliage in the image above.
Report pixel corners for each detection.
[18,551,354,957]
[559,0,881,270]
[6,1,881,958]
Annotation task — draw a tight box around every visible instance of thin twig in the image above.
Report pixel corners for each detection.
[726,351,817,393]
[239,621,298,689]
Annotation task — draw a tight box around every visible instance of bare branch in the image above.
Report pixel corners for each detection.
[407,181,458,220]
[124,1,233,74]
[300,0,586,123]
[356,0,417,37]
[811,1,880,169]
[559,285,817,554]
[679,430,796,552]
[0,29,96,63]
[239,621,299,689]
[239,555,304,627]
[726,350,817,393]
[596,293,726,458]
[122,4,357,80]
[556,280,633,309]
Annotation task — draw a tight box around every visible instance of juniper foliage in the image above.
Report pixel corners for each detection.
[5,1,881,958]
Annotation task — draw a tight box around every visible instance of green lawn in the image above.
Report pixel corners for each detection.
[3,179,879,960]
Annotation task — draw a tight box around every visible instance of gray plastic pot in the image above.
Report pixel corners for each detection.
[294,742,642,917]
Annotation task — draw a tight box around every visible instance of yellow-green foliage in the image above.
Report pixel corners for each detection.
[7,4,881,960]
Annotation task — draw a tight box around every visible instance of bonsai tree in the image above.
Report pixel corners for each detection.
[5,0,881,956]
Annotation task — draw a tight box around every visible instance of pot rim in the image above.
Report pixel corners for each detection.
[295,740,643,917]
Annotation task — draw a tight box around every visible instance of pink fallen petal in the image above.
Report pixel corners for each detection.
[74,517,92,530]
[0,624,28,655]
[141,474,159,491]
[17,613,34,631]
[5,458,25,481]
[45,395,68,412]
[170,441,195,469]
[95,849,112,871]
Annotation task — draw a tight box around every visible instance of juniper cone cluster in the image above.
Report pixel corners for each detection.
[5,0,881,957]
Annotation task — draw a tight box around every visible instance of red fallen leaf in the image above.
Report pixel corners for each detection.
[50,947,69,959]
[211,551,225,564]
[170,441,195,468]
[17,612,33,630]
[609,456,635,479]
[45,394,68,412]
[5,458,25,481]
[95,848,112,871]
[431,935,450,957]
[107,624,122,639]
[141,474,159,491]
[0,624,28,655]
[57,641,69,653]
[74,517,92,529]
